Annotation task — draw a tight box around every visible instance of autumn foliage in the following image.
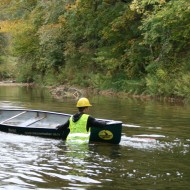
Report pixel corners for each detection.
[0,0,190,99]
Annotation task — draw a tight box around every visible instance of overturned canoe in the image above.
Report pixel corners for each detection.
[0,109,122,144]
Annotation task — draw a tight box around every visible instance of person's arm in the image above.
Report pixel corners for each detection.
[56,119,69,131]
[86,116,106,132]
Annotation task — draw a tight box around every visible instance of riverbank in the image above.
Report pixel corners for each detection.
[0,81,35,86]
[0,81,186,104]
[49,85,185,104]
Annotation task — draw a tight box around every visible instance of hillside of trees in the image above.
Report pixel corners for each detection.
[0,0,190,100]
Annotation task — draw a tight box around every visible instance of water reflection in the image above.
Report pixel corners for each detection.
[0,131,120,189]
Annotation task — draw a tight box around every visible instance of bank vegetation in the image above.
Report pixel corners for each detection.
[0,0,190,101]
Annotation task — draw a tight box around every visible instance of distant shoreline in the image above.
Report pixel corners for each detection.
[0,81,185,104]
[0,81,34,86]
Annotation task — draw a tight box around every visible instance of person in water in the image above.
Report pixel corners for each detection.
[56,97,106,135]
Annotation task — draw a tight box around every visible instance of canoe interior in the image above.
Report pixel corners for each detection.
[0,109,70,128]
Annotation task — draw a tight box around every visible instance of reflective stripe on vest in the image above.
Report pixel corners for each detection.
[69,114,89,133]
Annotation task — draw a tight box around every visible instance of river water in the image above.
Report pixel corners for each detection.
[0,85,189,190]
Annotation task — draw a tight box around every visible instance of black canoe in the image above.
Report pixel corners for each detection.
[0,109,122,144]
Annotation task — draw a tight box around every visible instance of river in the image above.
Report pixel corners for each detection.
[0,85,189,190]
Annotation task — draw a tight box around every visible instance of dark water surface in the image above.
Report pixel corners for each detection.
[0,86,189,190]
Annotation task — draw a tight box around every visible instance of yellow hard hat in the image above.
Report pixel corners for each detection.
[76,97,92,107]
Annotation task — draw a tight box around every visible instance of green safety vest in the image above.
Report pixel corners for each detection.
[69,114,89,134]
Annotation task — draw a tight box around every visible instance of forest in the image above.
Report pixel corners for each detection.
[0,0,190,100]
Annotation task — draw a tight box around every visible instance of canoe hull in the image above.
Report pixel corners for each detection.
[89,121,122,144]
[0,124,69,139]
